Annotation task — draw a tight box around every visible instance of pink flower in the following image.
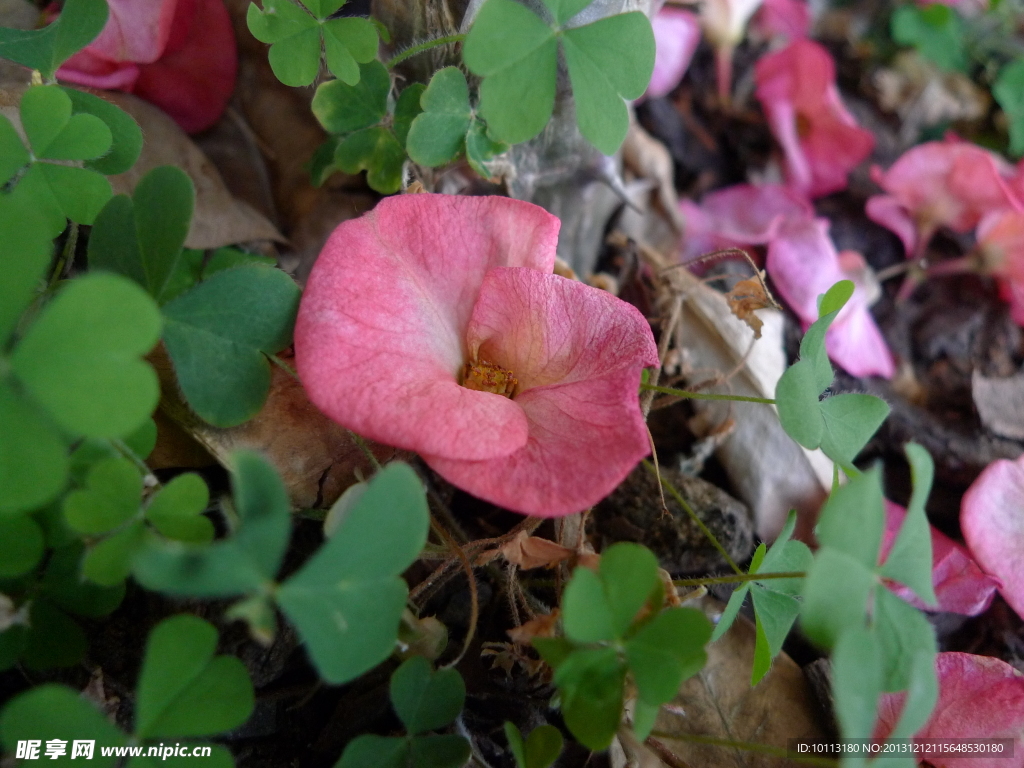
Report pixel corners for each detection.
[54,0,237,133]
[752,0,811,41]
[293,195,659,518]
[680,184,895,377]
[876,653,1024,768]
[977,209,1024,325]
[867,139,1019,256]
[961,453,1024,620]
[754,39,875,198]
[643,7,702,100]
[880,501,1000,616]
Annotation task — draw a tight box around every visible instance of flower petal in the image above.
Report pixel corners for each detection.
[880,501,999,616]
[644,8,702,100]
[295,195,560,462]
[753,0,811,40]
[962,454,1024,620]
[426,267,658,517]
[130,0,238,133]
[877,652,1024,768]
[865,194,917,256]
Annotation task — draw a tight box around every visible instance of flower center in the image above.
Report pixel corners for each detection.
[461,358,518,398]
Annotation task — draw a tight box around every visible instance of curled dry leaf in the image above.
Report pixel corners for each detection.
[725,274,778,339]
[617,598,827,768]
[497,531,575,570]
[507,611,560,646]
[150,346,407,509]
[97,91,283,249]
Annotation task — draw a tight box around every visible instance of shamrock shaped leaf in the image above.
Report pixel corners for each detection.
[463,0,654,154]
[0,381,67,516]
[88,166,195,305]
[161,265,300,427]
[390,656,466,736]
[879,443,937,608]
[62,88,143,175]
[711,512,812,685]
[312,60,390,134]
[4,85,113,235]
[247,0,377,87]
[335,127,406,194]
[63,457,142,534]
[504,723,563,768]
[406,67,472,167]
[775,280,890,471]
[0,0,107,79]
[276,462,429,683]
[0,515,45,578]
[11,274,162,439]
[891,4,967,74]
[136,614,254,738]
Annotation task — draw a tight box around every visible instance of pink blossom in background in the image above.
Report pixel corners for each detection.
[977,209,1024,325]
[867,139,1019,256]
[876,653,1024,768]
[294,194,659,518]
[700,0,765,101]
[752,0,811,41]
[55,0,237,133]
[679,184,895,377]
[644,7,702,100]
[961,453,1024,620]
[754,39,875,198]
[880,501,1000,616]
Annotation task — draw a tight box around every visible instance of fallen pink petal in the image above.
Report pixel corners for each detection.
[754,39,874,198]
[294,194,659,517]
[876,653,1024,768]
[867,138,1019,256]
[644,7,702,100]
[55,0,237,133]
[752,0,811,40]
[680,183,894,377]
[880,501,1000,616]
[961,454,1024,620]
[977,209,1024,326]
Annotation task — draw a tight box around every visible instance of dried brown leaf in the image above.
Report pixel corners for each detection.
[507,611,560,645]
[499,531,575,570]
[150,347,407,508]
[724,275,776,339]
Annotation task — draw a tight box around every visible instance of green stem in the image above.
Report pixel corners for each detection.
[640,383,775,405]
[110,438,161,488]
[648,733,838,768]
[643,460,743,575]
[385,33,466,68]
[673,571,805,588]
[47,222,79,289]
[268,353,298,379]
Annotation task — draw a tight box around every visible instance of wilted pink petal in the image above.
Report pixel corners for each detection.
[679,183,811,260]
[425,267,658,516]
[767,217,895,377]
[876,653,1024,768]
[701,0,765,49]
[880,501,999,616]
[977,209,1024,326]
[131,0,238,133]
[868,139,1019,255]
[962,454,1024,620]
[754,40,874,198]
[753,0,811,40]
[866,194,918,256]
[644,7,702,100]
[56,0,236,133]
[296,195,658,517]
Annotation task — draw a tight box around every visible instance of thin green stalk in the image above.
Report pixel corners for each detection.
[385,33,465,68]
[47,223,79,289]
[648,732,838,768]
[673,571,805,587]
[643,460,743,575]
[640,382,775,405]
[268,353,298,379]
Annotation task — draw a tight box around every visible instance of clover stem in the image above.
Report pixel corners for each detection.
[643,460,743,575]
[384,33,466,68]
[672,571,805,587]
[640,382,775,405]
[48,222,79,289]
[647,733,838,768]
